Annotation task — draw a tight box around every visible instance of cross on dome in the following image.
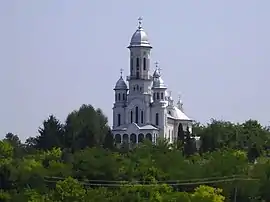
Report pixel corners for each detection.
[178,93,182,101]
[154,61,162,73]
[138,16,143,28]
[120,68,124,77]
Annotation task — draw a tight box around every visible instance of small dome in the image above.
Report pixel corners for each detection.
[152,69,166,89]
[152,77,166,89]
[114,76,127,90]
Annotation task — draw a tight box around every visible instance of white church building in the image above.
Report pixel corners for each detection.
[112,18,193,145]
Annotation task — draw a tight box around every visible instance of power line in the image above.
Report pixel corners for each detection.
[44,174,247,183]
[43,176,259,187]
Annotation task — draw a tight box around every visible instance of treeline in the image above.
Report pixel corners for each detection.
[0,104,270,201]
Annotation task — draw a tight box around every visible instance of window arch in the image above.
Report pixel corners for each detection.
[155,113,159,126]
[143,58,146,70]
[141,110,144,124]
[135,106,139,124]
[117,114,121,126]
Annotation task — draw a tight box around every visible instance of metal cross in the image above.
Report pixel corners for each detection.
[138,16,143,28]
[155,61,162,72]
[178,93,182,100]
[120,68,124,76]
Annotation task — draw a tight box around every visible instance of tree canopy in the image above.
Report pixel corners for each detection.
[1,104,270,201]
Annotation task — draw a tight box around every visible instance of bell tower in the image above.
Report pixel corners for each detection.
[127,17,152,97]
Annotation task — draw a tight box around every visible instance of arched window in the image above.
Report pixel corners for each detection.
[135,107,139,124]
[122,93,125,100]
[136,57,140,68]
[130,111,133,123]
[117,114,121,126]
[130,58,133,71]
[161,92,164,99]
[141,111,144,124]
[143,58,146,70]
[118,93,121,101]
[157,93,160,100]
[155,113,159,126]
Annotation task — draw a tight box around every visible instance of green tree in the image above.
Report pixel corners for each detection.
[34,115,64,150]
[64,104,110,151]
[51,177,86,202]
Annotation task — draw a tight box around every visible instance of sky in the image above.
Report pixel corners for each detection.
[0,0,269,141]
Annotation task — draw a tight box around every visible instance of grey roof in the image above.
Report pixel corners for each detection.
[114,76,127,90]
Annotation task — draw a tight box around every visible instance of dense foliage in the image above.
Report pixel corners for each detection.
[1,104,270,201]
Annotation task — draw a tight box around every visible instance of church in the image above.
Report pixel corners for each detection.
[112,18,193,145]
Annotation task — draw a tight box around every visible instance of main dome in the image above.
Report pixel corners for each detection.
[128,21,151,48]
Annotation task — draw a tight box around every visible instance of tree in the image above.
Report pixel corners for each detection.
[64,104,110,151]
[35,115,64,150]
[51,177,86,202]
[4,133,24,157]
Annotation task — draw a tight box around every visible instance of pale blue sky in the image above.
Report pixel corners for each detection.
[0,0,269,140]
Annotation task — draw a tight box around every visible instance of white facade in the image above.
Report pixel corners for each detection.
[112,19,193,145]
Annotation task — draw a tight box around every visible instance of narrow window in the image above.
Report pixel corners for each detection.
[118,93,121,101]
[122,93,125,100]
[136,71,139,78]
[130,58,133,71]
[161,92,164,99]
[135,107,139,123]
[130,111,133,123]
[117,114,121,126]
[141,111,144,124]
[155,113,159,126]
[143,58,146,70]
[157,93,160,100]
[136,58,140,67]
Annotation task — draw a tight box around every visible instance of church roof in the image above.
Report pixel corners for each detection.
[112,123,159,131]
[167,106,191,121]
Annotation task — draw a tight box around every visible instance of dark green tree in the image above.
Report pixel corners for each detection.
[34,115,64,150]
